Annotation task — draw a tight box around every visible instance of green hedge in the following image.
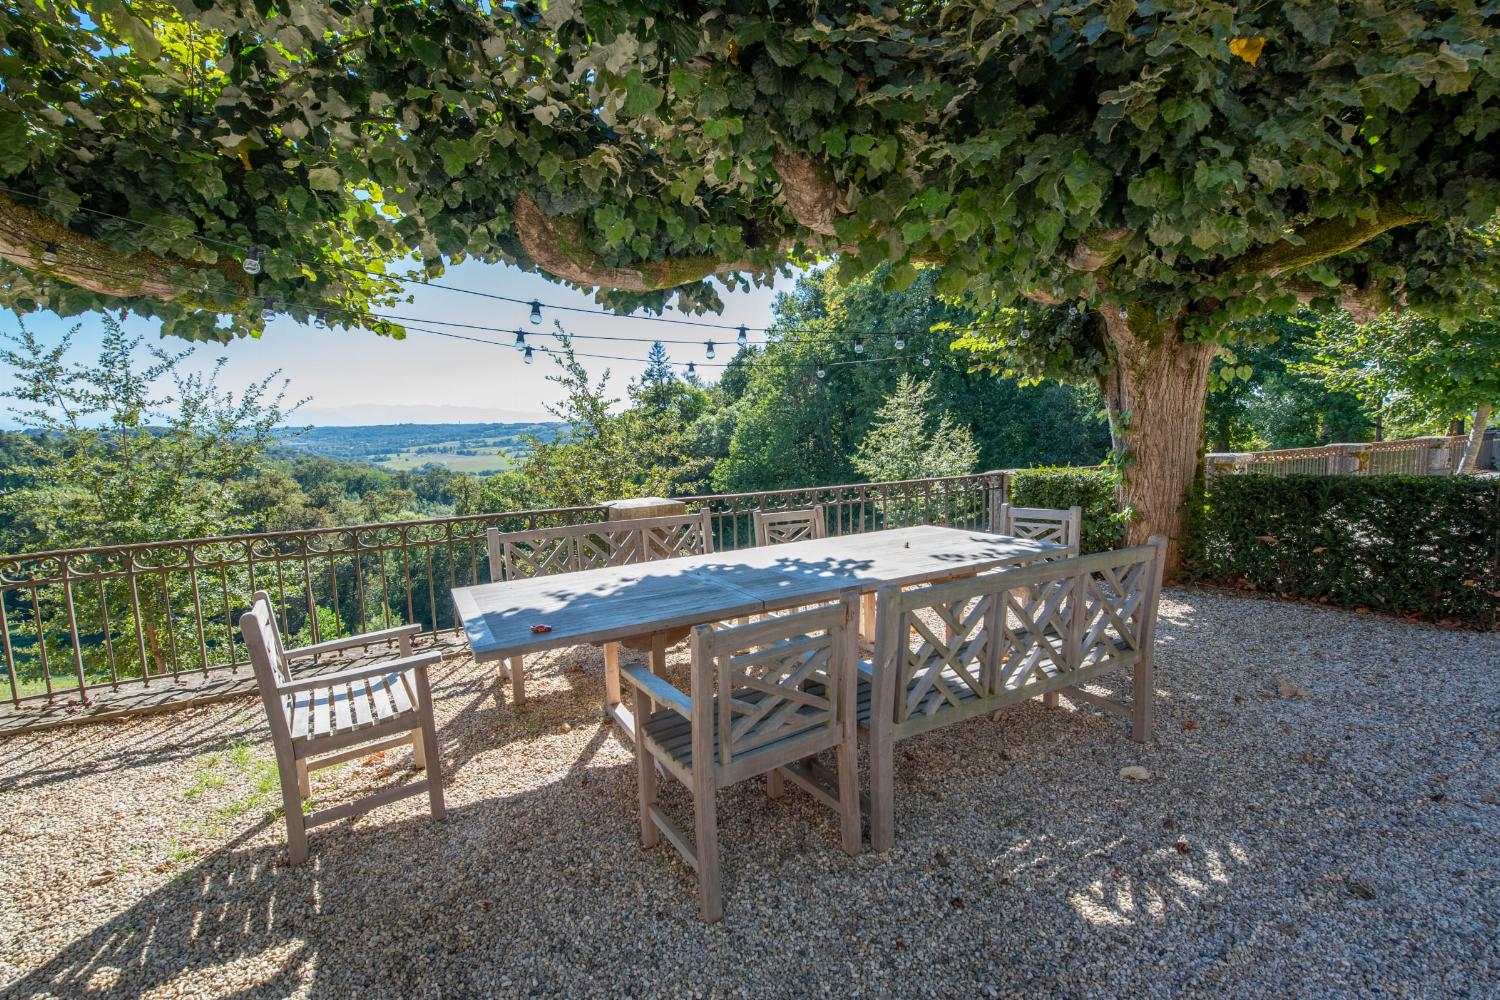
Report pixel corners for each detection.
[1186,474,1500,628]
[1009,466,1124,554]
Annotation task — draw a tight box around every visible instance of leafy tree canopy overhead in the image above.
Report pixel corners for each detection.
[4,1,1497,339]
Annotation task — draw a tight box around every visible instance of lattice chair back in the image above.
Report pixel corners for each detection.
[996,503,1083,556]
[692,594,858,773]
[487,511,714,582]
[753,505,828,546]
[871,536,1166,729]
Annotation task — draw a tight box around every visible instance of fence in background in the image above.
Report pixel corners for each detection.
[0,471,1009,707]
[1205,434,1478,478]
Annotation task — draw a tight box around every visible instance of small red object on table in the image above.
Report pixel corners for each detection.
[530,624,553,634]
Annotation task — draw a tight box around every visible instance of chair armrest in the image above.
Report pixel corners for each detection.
[279,651,442,694]
[620,664,692,720]
[285,623,423,660]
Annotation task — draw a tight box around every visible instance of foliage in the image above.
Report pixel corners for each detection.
[1293,312,1500,437]
[1187,474,1500,628]
[1204,315,1372,451]
[0,316,295,549]
[1009,466,1125,554]
[853,374,977,483]
[715,265,1109,491]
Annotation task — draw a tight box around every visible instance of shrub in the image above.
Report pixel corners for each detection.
[1186,474,1500,628]
[1009,466,1124,553]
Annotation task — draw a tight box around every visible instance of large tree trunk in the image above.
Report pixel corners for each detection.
[1099,307,1216,577]
[1458,403,1492,474]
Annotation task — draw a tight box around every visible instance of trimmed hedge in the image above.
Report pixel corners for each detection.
[1009,466,1125,554]
[1186,474,1500,628]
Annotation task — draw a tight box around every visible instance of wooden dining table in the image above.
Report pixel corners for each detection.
[451,524,1067,735]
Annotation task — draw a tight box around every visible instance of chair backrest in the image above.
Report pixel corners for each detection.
[689,591,859,774]
[239,591,295,741]
[997,503,1083,556]
[869,537,1165,729]
[753,505,827,546]
[487,510,714,582]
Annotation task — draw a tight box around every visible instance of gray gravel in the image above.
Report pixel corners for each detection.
[2,587,1497,999]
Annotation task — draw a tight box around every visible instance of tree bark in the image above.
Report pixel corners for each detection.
[1458,403,1491,474]
[1099,306,1216,576]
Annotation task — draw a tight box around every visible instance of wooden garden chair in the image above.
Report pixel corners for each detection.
[621,592,863,922]
[240,591,446,865]
[485,510,714,705]
[752,504,827,546]
[993,502,1084,557]
[862,538,1165,851]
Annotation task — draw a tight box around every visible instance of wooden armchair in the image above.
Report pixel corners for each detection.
[862,538,1165,851]
[993,502,1084,556]
[240,591,446,865]
[621,593,863,922]
[752,504,828,546]
[485,511,715,706]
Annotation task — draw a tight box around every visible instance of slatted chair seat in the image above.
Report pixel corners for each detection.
[640,683,838,772]
[862,538,1167,852]
[284,668,421,745]
[241,591,446,865]
[621,595,863,922]
[485,510,715,709]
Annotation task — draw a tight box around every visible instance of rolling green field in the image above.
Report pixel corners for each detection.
[373,448,516,473]
[274,422,560,475]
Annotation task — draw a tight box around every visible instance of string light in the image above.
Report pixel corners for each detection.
[41,242,59,265]
[816,361,827,379]
[523,345,534,364]
[513,330,526,350]
[705,340,716,359]
[529,300,543,324]
[261,298,277,321]
[737,325,748,348]
[853,335,865,355]
[687,361,696,375]
[920,353,932,367]
[315,309,328,328]
[242,246,262,275]
[894,334,905,350]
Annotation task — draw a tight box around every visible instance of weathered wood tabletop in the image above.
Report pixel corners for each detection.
[452,524,1064,663]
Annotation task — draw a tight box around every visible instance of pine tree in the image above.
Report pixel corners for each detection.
[853,375,978,483]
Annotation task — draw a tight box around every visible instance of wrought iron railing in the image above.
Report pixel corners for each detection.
[0,472,1008,706]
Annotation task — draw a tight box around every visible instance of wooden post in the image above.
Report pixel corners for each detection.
[690,626,723,923]
[868,586,901,853]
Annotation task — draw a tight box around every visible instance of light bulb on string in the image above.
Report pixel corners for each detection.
[529,300,543,325]
[815,361,827,379]
[687,361,696,376]
[260,298,277,321]
[894,334,906,351]
[705,340,716,360]
[920,353,931,368]
[41,243,59,265]
[513,330,526,351]
[736,325,748,348]
[523,346,535,364]
[314,309,328,329]
[242,247,262,275]
[853,336,864,355]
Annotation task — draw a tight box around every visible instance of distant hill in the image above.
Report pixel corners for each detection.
[276,422,564,473]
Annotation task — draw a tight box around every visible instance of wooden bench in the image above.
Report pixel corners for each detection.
[485,511,715,705]
[862,537,1166,851]
[621,592,862,922]
[240,591,446,865]
[994,502,1083,556]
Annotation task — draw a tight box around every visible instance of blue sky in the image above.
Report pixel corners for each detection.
[0,260,791,426]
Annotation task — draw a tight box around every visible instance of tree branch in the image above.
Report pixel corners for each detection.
[511,193,767,291]
[1065,227,1132,272]
[1226,197,1434,279]
[1280,275,1394,324]
[0,194,248,302]
[771,150,843,237]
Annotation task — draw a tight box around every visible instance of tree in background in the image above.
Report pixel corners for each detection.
[9,5,1497,570]
[718,266,1109,492]
[853,375,978,483]
[1294,312,1500,472]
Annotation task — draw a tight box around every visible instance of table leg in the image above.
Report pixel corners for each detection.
[860,592,876,643]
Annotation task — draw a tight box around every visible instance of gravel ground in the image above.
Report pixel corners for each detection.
[2,587,1497,1000]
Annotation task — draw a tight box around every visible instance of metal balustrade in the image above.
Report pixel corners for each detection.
[0,472,1011,707]
[1206,435,1472,478]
